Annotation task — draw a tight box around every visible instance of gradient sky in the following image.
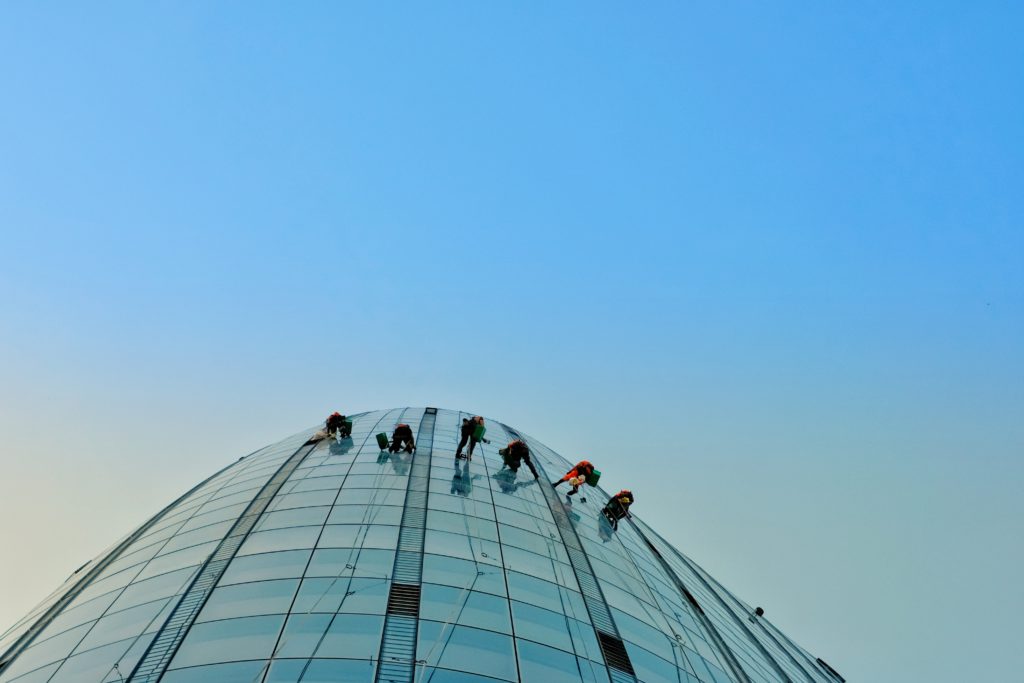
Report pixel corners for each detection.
[1,3,1022,682]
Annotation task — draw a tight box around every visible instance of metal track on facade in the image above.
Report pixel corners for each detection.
[500,424,638,683]
[376,407,436,683]
[126,439,322,683]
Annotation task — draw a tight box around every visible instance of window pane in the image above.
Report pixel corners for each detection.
[320,614,385,659]
[417,621,517,682]
[196,579,298,622]
[161,660,267,683]
[265,658,377,683]
[168,615,284,669]
[218,550,312,585]
[517,640,590,682]
[237,527,321,555]
[292,577,389,614]
[511,601,574,653]
[420,584,512,634]
[76,598,170,651]
[421,554,507,597]
[307,549,395,579]
[317,524,399,550]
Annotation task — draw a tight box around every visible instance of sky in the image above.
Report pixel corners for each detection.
[0,3,1021,681]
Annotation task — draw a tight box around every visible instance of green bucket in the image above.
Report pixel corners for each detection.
[376,433,389,450]
[586,469,601,487]
[473,423,486,440]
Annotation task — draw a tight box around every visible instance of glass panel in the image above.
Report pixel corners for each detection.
[410,668,507,683]
[306,549,395,579]
[417,621,517,682]
[421,554,507,597]
[625,641,698,683]
[37,591,118,641]
[292,577,389,614]
[510,601,574,653]
[237,527,321,555]
[0,662,60,683]
[265,658,377,682]
[276,613,384,659]
[161,660,267,683]
[267,490,339,511]
[135,542,218,582]
[110,566,198,612]
[218,550,312,585]
[159,521,233,554]
[0,623,92,680]
[328,504,404,526]
[196,579,298,622]
[424,529,501,564]
[316,524,399,550]
[75,598,170,651]
[419,584,512,634]
[168,615,284,669]
[517,640,593,682]
[506,571,583,615]
[48,637,135,683]
[255,506,331,531]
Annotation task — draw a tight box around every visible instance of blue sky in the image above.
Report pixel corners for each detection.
[1,3,1022,681]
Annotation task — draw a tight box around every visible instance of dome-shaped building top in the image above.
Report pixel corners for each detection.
[0,408,844,683]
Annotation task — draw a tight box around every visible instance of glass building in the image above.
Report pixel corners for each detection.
[0,408,845,683]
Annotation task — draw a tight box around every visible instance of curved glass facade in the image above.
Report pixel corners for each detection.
[0,408,843,683]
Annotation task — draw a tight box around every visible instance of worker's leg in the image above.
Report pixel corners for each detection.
[456,432,469,457]
[525,455,539,479]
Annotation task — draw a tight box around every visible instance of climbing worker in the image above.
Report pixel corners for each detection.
[389,423,415,454]
[552,460,596,501]
[498,439,539,478]
[602,489,634,530]
[455,416,486,460]
[325,412,351,438]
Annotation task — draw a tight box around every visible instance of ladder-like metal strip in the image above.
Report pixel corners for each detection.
[127,439,322,683]
[499,423,637,681]
[0,446,259,677]
[376,408,436,683]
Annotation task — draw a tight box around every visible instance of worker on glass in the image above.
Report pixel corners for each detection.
[325,412,351,439]
[602,489,634,530]
[455,416,487,460]
[389,423,415,454]
[552,460,595,502]
[498,439,539,479]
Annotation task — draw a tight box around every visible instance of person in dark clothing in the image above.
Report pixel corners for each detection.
[455,416,486,460]
[552,460,595,501]
[498,439,539,478]
[390,424,415,453]
[325,412,351,438]
[602,490,634,530]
